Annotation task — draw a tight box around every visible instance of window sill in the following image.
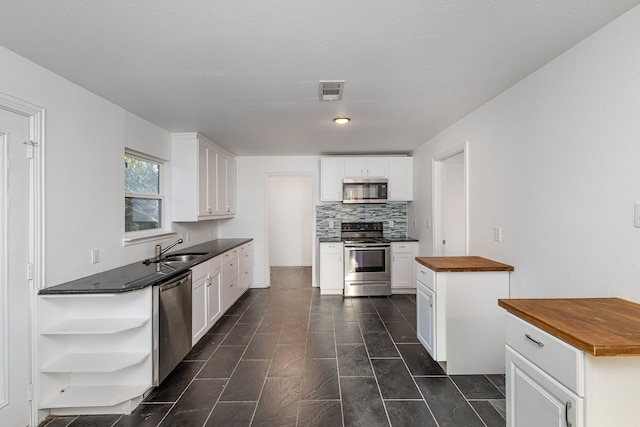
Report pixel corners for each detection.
[123,230,177,246]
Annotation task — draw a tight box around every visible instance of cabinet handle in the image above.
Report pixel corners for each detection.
[565,401,572,427]
[428,296,433,307]
[525,333,544,347]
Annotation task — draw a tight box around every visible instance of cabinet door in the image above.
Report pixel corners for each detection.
[198,141,217,216]
[506,347,582,427]
[391,243,417,289]
[417,282,436,358]
[207,271,222,327]
[364,158,388,178]
[192,275,208,344]
[344,157,366,177]
[320,157,344,201]
[320,243,344,293]
[388,157,413,201]
[225,157,236,214]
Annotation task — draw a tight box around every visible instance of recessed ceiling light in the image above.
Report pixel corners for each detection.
[333,117,350,125]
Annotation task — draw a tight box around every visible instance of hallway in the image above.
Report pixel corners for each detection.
[41,267,505,426]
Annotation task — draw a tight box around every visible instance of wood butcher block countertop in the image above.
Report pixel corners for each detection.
[415,256,514,272]
[499,298,640,356]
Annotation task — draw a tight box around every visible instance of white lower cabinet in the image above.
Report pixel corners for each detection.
[391,242,418,292]
[506,313,640,427]
[416,280,436,357]
[221,250,240,312]
[191,256,222,344]
[415,261,510,374]
[238,241,254,295]
[38,289,152,415]
[319,242,344,295]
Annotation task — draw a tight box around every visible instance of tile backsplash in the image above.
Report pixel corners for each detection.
[316,202,408,239]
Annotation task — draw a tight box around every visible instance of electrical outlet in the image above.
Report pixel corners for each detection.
[91,248,100,264]
[494,226,502,242]
[413,218,417,228]
[388,220,394,228]
[329,220,334,229]
[186,232,191,242]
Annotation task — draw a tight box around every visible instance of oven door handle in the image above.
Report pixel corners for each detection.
[346,245,390,249]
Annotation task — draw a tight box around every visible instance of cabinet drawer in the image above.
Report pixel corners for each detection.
[239,267,253,288]
[321,243,343,254]
[416,263,435,292]
[506,313,584,395]
[191,261,209,281]
[239,241,253,255]
[222,258,238,285]
[239,251,253,273]
[209,255,222,273]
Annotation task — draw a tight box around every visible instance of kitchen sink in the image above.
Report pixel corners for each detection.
[161,252,207,263]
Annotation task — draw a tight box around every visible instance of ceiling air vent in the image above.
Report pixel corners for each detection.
[319,80,345,101]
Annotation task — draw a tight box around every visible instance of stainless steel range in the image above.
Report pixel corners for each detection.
[341,222,391,297]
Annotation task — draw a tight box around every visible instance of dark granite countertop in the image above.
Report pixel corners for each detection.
[39,238,252,295]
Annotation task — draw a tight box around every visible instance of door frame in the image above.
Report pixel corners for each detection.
[0,92,45,426]
[264,172,317,286]
[432,142,468,256]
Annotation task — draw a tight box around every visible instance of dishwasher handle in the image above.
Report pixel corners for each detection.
[159,271,191,292]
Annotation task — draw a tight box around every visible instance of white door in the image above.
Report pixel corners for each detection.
[433,145,467,256]
[0,108,32,426]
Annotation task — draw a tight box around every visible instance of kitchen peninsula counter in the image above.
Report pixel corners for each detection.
[39,238,252,295]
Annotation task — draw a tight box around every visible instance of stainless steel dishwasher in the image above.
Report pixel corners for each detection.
[153,270,192,386]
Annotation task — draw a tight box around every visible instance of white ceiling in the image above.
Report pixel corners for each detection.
[1,0,638,156]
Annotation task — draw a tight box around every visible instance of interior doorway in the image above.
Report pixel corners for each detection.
[433,143,468,256]
[267,175,314,286]
[0,95,44,427]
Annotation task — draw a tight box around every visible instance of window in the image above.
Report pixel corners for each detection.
[125,151,164,235]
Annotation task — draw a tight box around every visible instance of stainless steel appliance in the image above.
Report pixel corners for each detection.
[342,222,391,296]
[153,270,192,385]
[343,178,388,204]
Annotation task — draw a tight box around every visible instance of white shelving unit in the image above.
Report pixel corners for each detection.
[38,288,153,416]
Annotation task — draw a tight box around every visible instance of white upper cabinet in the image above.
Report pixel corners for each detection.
[320,156,413,202]
[387,157,413,201]
[172,133,236,221]
[344,157,388,178]
[320,157,344,201]
[217,152,236,216]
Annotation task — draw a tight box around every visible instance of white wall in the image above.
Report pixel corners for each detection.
[0,46,215,287]
[409,5,640,300]
[219,156,320,287]
[268,176,313,266]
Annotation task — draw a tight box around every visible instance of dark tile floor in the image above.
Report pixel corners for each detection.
[40,266,505,426]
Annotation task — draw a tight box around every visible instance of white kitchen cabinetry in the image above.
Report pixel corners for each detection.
[344,157,388,178]
[171,132,236,221]
[320,156,413,202]
[191,256,222,345]
[387,157,413,201]
[238,241,254,295]
[415,257,511,374]
[503,310,640,427]
[391,242,418,293]
[221,249,240,312]
[320,157,344,201]
[319,242,344,295]
[38,289,152,415]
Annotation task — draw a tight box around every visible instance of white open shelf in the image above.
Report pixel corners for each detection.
[40,317,150,335]
[41,352,150,373]
[41,384,150,409]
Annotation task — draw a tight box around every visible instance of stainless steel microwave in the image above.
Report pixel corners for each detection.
[343,178,388,203]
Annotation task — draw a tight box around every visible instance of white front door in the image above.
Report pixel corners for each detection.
[0,107,33,426]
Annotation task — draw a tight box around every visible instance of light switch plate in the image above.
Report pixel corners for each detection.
[494,226,502,242]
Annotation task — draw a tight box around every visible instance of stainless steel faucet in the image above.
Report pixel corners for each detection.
[155,238,184,260]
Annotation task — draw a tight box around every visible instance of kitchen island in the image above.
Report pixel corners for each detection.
[37,238,252,417]
[499,297,640,427]
[415,256,513,374]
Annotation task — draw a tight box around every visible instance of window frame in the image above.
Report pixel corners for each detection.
[123,149,174,245]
